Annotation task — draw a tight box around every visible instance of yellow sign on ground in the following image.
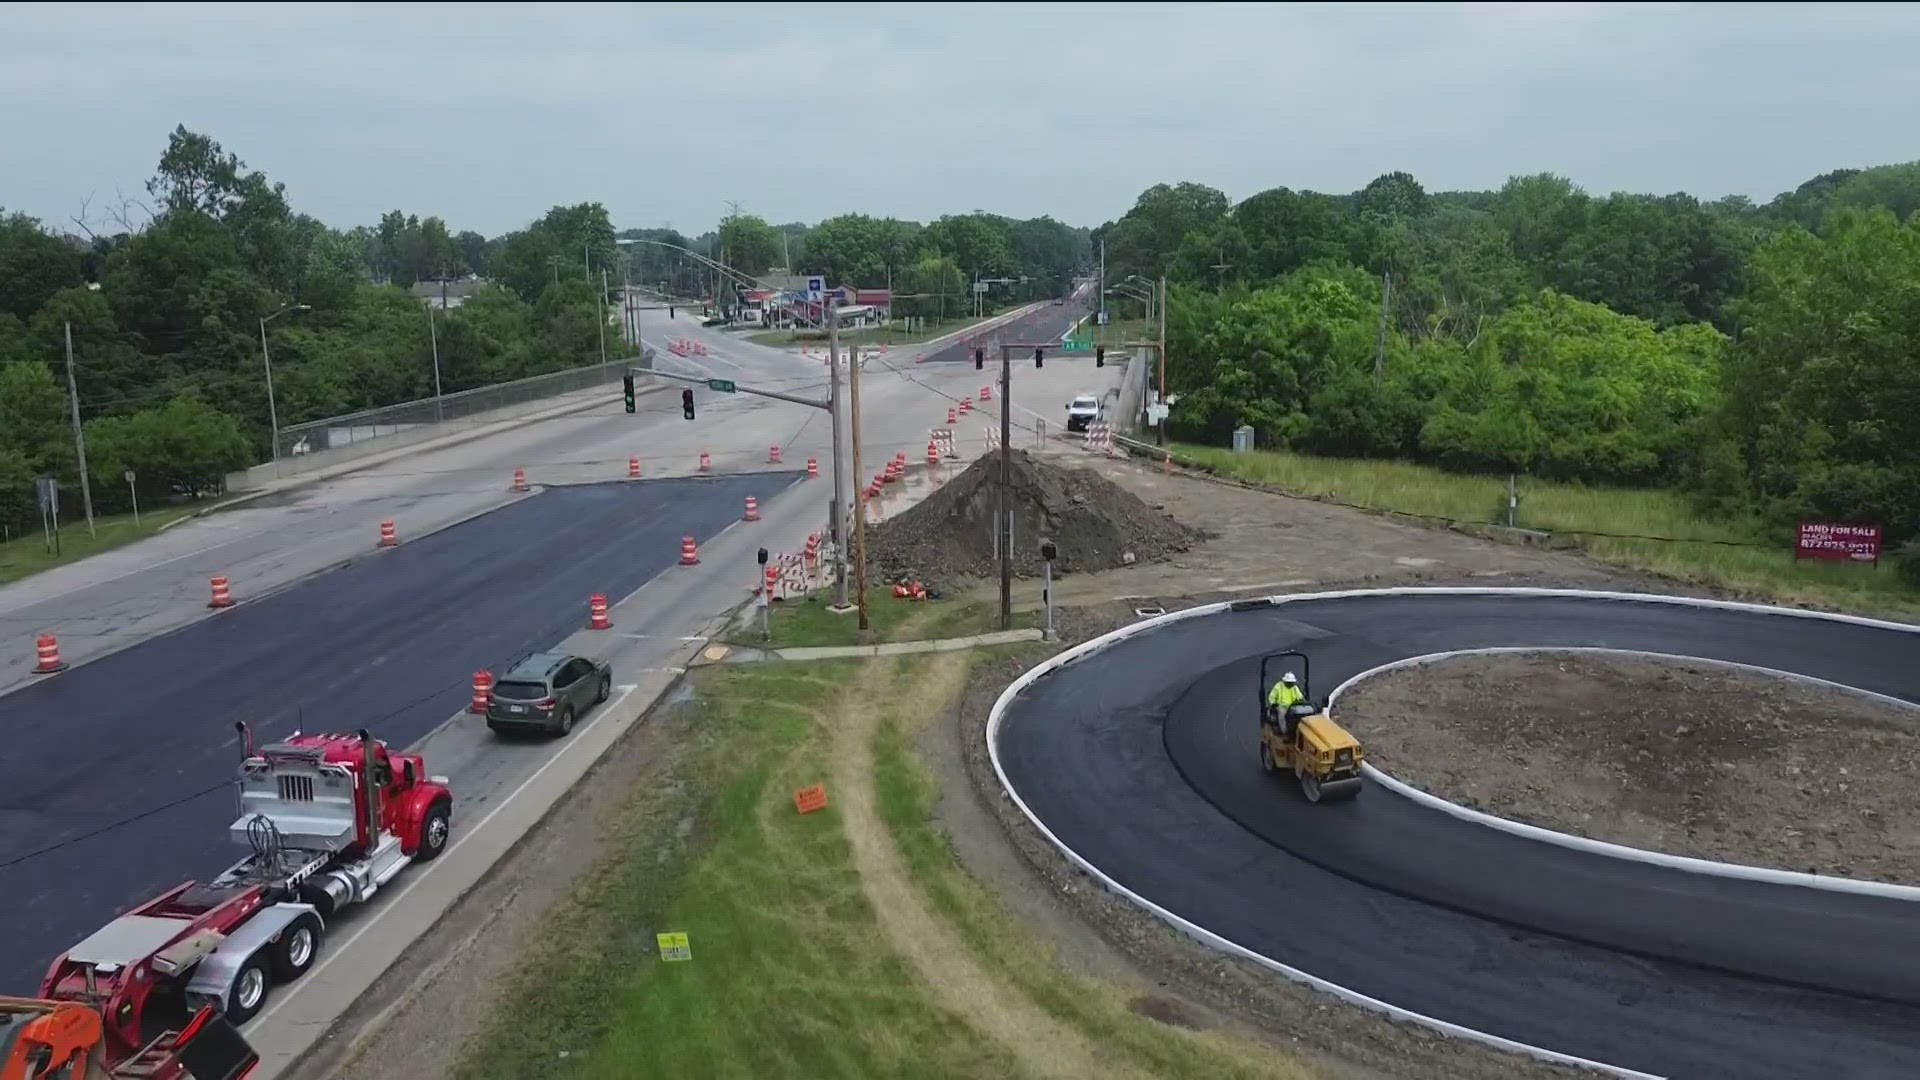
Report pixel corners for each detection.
[656,931,691,962]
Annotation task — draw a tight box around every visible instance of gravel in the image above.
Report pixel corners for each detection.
[868,449,1210,582]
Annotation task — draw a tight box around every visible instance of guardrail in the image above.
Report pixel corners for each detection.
[226,356,643,491]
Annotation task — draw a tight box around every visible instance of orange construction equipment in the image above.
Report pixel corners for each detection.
[377,519,398,547]
[768,444,782,464]
[947,407,957,425]
[511,468,529,492]
[207,575,234,609]
[980,383,992,401]
[468,670,493,714]
[744,495,760,522]
[588,593,612,630]
[33,633,67,675]
[698,450,712,473]
[0,994,260,1080]
[628,455,642,479]
[793,783,829,815]
[679,536,700,566]
[806,457,819,480]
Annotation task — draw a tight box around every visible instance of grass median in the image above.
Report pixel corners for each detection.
[1174,443,1917,616]
[451,641,1303,1080]
[0,501,218,585]
[725,594,1035,649]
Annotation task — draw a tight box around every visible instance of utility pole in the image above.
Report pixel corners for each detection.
[1098,237,1106,326]
[998,344,1013,630]
[426,301,445,422]
[1373,268,1392,391]
[597,267,609,367]
[1156,275,1168,448]
[584,241,591,281]
[62,322,97,536]
[827,298,850,611]
[846,301,870,631]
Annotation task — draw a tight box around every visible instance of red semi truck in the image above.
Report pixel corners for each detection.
[37,724,453,1061]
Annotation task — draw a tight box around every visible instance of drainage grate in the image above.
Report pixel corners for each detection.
[1134,606,1166,618]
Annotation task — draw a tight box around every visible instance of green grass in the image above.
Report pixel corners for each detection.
[450,661,1011,1080]
[1176,443,1918,616]
[451,651,1298,1080]
[743,313,1000,350]
[727,594,1029,649]
[0,501,220,585]
[1085,316,1154,349]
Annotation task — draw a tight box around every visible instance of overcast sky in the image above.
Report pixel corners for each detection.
[4,2,1918,238]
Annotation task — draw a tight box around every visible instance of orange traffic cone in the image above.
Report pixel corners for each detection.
[208,575,234,609]
[1162,451,1173,474]
[698,451,712,473]
[947,407,958,425]
[511,468,529,492]
[469,670,493,714]
[927,440,940,466]
[378,520,398,547]
[744,495,760,522]
[768,444,782,464]
[33,633,68,674]
[980,384,992,401]
[806,457,819,480]
[629,455,642,479]
[588,593,612,630]
[680,536,700,565]
[959,398,972,415]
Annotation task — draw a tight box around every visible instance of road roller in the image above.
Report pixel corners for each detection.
[1258,651,1365,802]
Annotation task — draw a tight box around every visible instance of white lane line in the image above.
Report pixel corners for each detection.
[250,684,639,1027]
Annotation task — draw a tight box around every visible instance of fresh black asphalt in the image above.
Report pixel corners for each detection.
[998,593,1920,1079]
[918,299,1090,364]
[0,473,796,993]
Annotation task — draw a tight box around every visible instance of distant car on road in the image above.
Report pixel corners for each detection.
[487,651,613,737]
[1065,394,1101,432]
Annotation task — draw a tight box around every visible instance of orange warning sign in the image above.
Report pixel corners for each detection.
[794,783,829,815]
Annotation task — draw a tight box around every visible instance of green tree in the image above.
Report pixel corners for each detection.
[0,212,87,323]
[717,213,780,277]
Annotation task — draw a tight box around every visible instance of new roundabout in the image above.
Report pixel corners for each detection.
[989,589,1920,1080]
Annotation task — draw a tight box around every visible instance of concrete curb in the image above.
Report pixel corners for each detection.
[775,627,1041,661]
[910,301,1049,363]
[1329,645,1920,902]
[981,585,1920,1079]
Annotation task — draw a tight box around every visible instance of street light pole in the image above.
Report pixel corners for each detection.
[998,344,1013,631]
[845,301,870,632]
[258,303,309,477]
[827,298,851,611]
[426,301,444,423]
[597,267,609,368]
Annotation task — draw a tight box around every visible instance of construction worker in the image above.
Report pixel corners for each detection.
[1268,672,1306,736]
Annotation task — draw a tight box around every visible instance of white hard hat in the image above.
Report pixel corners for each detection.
[1281,672,1298,685]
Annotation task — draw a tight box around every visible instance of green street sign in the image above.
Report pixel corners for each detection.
[1062,338,1091,353]
[707,378,737,393]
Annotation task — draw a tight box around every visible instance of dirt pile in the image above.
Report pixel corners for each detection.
[867,449,1209,581]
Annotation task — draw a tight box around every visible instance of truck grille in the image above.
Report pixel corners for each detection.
[279,775,315,801]
[1335,749,1353,767]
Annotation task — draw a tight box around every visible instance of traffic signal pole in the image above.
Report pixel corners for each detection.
[826,299,851,612]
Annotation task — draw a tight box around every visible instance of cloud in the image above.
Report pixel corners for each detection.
[2,2,1916,236]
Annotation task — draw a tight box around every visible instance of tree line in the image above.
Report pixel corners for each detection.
[1106,166,1920,562]
[0,126,637,537]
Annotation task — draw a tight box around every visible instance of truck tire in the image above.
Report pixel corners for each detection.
[270,912,323,982]
[414,799,452,862]
[225,954,272,1023]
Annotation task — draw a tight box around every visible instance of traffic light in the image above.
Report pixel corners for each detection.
[682,387,695,420]
[1095,345,1105,368]
[1034,347,1044,369]
[974,348,984,370]
[623,373,636,413]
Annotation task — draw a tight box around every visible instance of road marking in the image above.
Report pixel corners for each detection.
[619,633,709,642]
[250,684,639,1028]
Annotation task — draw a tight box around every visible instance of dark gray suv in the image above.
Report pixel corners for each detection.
[487,652,613,737]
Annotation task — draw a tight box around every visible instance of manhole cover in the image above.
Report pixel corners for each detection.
[1134,606,1166,618]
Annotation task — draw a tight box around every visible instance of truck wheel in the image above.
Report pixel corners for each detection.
[225,954,272,1023]
[271,913,324,982]
[414,800,452,862]
[1299,769,1323,804]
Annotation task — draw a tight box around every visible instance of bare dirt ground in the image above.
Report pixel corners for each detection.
[1341,652,1920,883]
[294,446,1714,1080]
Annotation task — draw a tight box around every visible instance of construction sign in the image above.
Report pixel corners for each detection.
[794,783,829,815]
[656,932,691,962]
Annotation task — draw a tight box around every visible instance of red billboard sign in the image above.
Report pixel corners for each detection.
[1795,521,1881,564]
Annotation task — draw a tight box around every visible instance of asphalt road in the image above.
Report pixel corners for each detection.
[0,474,792,993]
[997,593,1920,1079]
[916,298,1089,364]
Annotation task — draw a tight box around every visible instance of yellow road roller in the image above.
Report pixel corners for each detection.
[1258,651,1364,802]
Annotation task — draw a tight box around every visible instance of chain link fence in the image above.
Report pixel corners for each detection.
[228,353,650,491]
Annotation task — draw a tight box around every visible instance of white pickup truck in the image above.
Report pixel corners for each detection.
[1065,394,1102,432]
